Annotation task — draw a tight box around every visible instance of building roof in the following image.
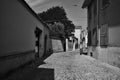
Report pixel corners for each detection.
[18,0,50,29]
[82,0,93,8]
[75,26,82,29]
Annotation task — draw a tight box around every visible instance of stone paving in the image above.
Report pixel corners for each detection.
[39,50,120,80]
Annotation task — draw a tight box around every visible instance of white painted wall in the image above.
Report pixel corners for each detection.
[74,29,81,44]
[0,0,44,56]
[109,25,120,46]
[52,39,63,52]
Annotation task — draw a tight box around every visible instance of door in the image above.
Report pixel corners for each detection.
[43,35,47,57]
[34,27,42,59]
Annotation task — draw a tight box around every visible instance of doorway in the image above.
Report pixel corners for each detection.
[43,35,47,57]
[34,27,42,59]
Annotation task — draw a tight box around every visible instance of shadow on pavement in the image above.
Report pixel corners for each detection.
[6,68,54,80]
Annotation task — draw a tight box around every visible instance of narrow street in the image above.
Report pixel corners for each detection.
[1,0,120,80]
[6,50,120,80]
[39,50,120,80]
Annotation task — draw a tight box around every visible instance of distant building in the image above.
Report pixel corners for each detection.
[0,0,52,78]
[66,26,82,51]
[80,29,88,49]
[82,0,120,67]
[74,26,82,45]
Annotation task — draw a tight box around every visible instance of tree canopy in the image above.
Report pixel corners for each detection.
[38,6,75,38]
[48,22,65,38]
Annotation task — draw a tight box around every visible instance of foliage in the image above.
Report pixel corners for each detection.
[38,6,75,38]
[38,6,67,21]
[48,22,65,36]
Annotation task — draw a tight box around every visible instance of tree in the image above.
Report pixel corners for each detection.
[38,6,75,38]
[38,6,67,21]
[60,20,75,38]
[48,22,65,38]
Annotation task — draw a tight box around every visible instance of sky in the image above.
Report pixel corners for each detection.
[25,0,87,29]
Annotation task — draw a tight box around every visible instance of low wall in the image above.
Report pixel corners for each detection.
[52,39,63,53]
[88,46,120,68]
[0,50,35,79]
[87,46,99,59]
[98,47,120,68]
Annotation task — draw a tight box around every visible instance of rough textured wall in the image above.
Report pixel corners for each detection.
[0,0,44,56]
[109,26,120,46]
[0,0,45,77]
[106,0,120,46]
[98,47,120,68]
[52,39,63,52]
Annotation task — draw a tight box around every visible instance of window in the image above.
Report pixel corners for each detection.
[88,31,91,46]
[100,24,108,46]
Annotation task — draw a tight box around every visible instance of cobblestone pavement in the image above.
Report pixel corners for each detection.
[39,50,120,80]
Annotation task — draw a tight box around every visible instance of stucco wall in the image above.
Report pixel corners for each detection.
[52,39,63,52]
[109,26,120,46]
[0,0,45,77]
[0,0,44,56]
[88,46,120,68]
[87,46,98,59]
[87,0,120,68]
[97,47,120,68]
[42,27,53,57]
[106,0,120,46]
[107,0,120,27]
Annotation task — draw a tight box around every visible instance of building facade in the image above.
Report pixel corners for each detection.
[82,0,120,68]
[0,0,52,78]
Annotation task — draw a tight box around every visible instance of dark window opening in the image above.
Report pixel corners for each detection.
[34,27,42,58]
[90,52,93,57]
[88,31,91,46]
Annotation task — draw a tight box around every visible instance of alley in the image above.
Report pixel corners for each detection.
[5,50,120,80]
[39,50,120,80]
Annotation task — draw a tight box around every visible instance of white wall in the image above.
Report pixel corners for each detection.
[108,25,120,46]
[0,0,47,76]
[0,0,44,56]
[74,29,81,44]
[52,39,63,52]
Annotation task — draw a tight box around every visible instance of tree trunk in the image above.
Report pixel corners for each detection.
[61,38,66,52]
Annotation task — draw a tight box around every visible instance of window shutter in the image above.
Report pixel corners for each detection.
[92,28,97,46]
[100,24,108,46]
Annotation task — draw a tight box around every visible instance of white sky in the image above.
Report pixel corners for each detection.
[25,0,87,29]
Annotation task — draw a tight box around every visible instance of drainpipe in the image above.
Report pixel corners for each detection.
[97,0,100,46]
[96,0,101,59]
